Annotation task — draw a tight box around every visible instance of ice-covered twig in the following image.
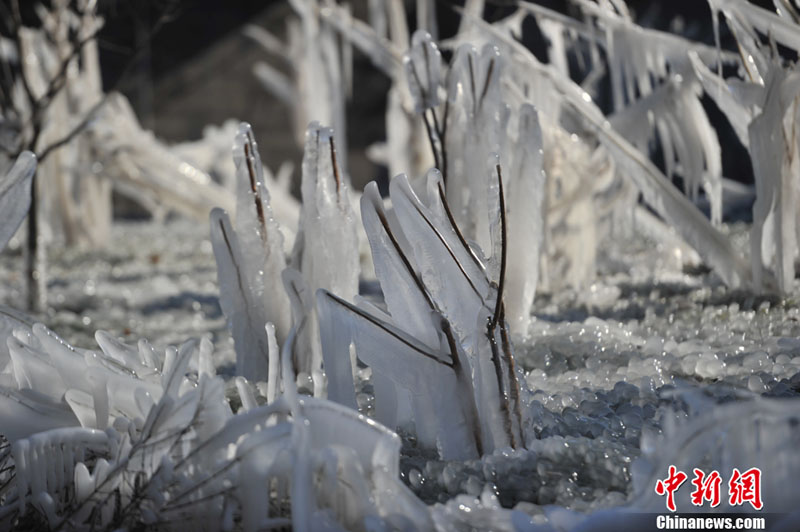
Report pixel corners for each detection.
[0,151,35,252]
[292,123,360,379]
[209,124,291,382]
[464,12,752,288]
[318,171,530,459]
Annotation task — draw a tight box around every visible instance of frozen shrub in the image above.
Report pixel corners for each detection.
[319,170,530,459]
[0,319,426,531]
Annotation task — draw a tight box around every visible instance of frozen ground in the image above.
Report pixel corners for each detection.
[2,218,799,522]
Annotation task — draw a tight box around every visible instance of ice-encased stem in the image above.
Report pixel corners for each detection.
[295,123,360,377]
[209,209,272,381]
[0,152,36,252]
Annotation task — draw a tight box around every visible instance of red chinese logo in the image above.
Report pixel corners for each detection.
[655,466,763,512]
[690,469,722,507]
[655,465,688,512]
[728,467,763,510]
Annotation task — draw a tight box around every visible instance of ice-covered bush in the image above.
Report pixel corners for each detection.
[0,319,427,531]
[319,169,531,460]
[210,122,359,388]
[5,0,800,529]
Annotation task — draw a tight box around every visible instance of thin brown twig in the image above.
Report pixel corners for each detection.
[421,109,442,171]
[321,291,454,368]
[329,135,342,196]
[375,202,435,310]
[490,164,507,331]
[436,180,485,271]
[441,318,484,455]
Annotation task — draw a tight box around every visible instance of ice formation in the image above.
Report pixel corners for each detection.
[691,0,800,294]
[1,1,237,251]
[291,123,360,379]
[210,124,291,381]
[0,152,36,252]
[0,316,426,531]
[631,395,800,513]
[210,122,359,387]
[5,0,800,530]
[247,0,350,168]
[319,170,530,460]
[5,0,112,250]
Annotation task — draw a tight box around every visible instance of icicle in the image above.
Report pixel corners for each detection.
[265,323,280,403]
[688,52,757,148]
[198,336,215,378]
[235,377,258,412]
[609,77,724,225]
[502,105,546,336]
[12,428,108,516]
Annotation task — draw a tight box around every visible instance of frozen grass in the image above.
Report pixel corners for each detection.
[2,218,799,530]
[3,0,800,529]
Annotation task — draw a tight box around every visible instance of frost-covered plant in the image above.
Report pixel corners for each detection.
[0,0,244,311]
[210,123,291,382]
[318,169,530,460]
[210,122,359,390]
[273,0,800,300]
[443,5,752,289]
[0,0,111,249]
[683,0,800,294]
[509,0,800,293]
[287,122,360,382]
[245,0,349,170]
[9,0,800,529]
[402,34,548,334]
[0,317,427,531]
